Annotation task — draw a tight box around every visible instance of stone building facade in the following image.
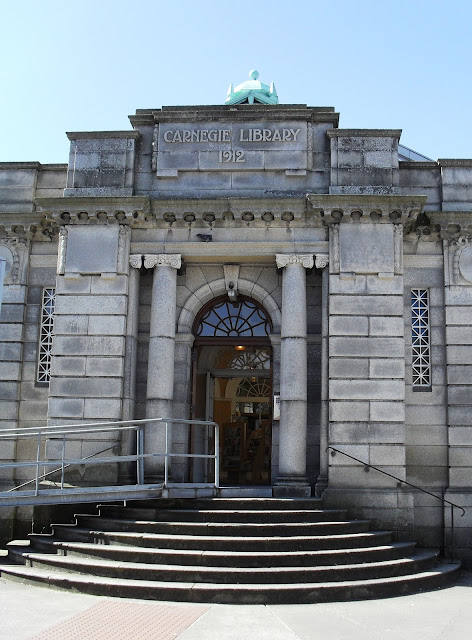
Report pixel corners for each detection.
[1,93,471,564]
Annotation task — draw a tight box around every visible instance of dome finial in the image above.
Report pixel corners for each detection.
[249,69,259,80]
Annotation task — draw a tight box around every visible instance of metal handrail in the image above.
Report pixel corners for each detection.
[328,446,465,562]
[0,418,220,503]
[7,444,117,492]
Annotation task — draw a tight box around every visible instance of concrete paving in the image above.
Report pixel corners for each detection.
[0,571,471,640]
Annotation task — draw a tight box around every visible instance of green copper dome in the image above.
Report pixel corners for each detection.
[225,70,278,105]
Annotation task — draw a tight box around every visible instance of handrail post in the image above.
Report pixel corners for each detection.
[451,504,455,563]
[164,421,169,488]
[137,424,145,485]
[214,422,219,489]
[35,432,41,496]
[60,434,66,489]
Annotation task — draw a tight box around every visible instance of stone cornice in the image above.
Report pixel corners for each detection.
[438,159,472,167]
[418,211,472,240]
[0,162,68,171]
[399,161,439,170]
[130,104,339,126]
[327,129,402,138]
[34,196,151,226]
[66,131,140,140]
[306,194,427,225]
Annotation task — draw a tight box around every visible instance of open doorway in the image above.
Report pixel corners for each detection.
[191,297,272,486]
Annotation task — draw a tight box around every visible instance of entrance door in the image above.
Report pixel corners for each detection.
[215,374,271,485]
[191,296,273,486]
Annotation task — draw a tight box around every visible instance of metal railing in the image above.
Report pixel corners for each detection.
[0,418,219,506]
[329,446,465,562]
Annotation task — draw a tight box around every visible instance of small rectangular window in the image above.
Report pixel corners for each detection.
[36,287,56,384]
[411,288,432,390]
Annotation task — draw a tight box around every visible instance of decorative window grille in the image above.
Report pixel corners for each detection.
[195,298,270,337]
[36,287,56,383]
[411,289,431,389]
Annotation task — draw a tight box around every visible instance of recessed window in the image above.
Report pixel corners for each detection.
[411,288,431,391]
[36,287,56,384]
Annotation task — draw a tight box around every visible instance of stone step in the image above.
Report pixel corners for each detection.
[0,562,460,604]
[15,549,440,584]
[98,506,349,523]
[123,497,324,511]
[47,525,395,551]
[25,538,418,567]
[73,515,371,538]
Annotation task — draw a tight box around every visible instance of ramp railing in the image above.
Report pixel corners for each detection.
[0,418,219,507]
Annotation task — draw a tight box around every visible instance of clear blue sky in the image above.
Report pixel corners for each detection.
[1,0,471,164]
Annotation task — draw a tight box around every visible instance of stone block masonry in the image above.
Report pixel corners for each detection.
[325,218,410,537]
[47,224,131,484]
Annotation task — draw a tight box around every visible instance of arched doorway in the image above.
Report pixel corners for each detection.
[191,296,272,486]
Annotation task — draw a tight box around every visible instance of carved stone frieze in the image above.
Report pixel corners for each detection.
[450,235,472,284]
[330,223,340,274]
[276,254,314,269]
[0,236,29,284]
[394,224,403,275]
[117,225,131,274]
[151,125,159,172]
[57,226,68,274]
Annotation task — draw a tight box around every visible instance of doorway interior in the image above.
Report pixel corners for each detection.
[191,296,272,486]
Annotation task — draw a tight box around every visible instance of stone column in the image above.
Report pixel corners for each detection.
[273,254,313,497]
[144,253,181,480]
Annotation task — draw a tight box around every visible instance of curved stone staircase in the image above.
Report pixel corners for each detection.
[1,498,460,603]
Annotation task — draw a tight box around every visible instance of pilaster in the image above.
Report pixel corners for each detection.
[47,223,131,485]
[443,235,472,564]
[323,209,410,535]
[0,236,29,483]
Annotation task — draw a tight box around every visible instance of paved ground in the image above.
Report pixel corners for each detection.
[0,571,471,640]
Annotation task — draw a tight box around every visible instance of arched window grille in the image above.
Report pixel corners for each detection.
[194,297,271,338]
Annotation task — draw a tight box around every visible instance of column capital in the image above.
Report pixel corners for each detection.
[315,254,329,269]
[144,253,182,270]
[129,254,142,269]
[276,254,314,270]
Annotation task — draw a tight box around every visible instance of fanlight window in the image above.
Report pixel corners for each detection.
[195,298,270,337]
[214,347,270,370]
[237,378,271,398]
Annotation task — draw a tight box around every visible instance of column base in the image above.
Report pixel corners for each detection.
[273,475,311,498]
[314,474,328,498]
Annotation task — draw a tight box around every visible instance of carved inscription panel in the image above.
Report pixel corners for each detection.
[156,121,307,175]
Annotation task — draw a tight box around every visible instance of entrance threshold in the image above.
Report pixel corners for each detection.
[161,485,272,499]
[218,486,272,498]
